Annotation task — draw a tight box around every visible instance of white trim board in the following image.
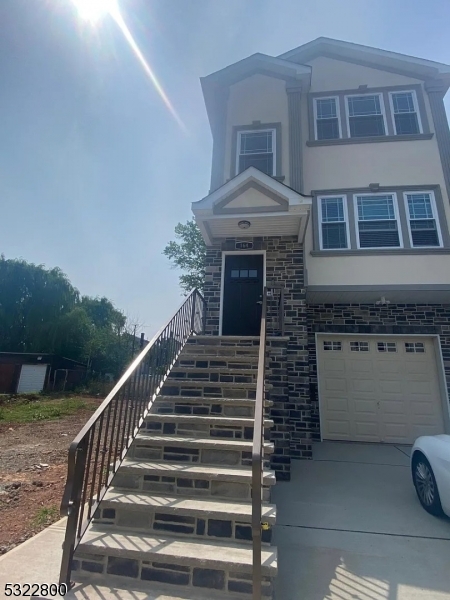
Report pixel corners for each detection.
[219,250,266,336]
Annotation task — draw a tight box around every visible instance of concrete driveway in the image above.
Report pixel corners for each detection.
[273,441,450,600]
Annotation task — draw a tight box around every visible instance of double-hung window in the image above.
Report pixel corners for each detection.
[346,94,386,138]
[314,97,341,140]
[390,91,421,135]
[404,192,441,247]
[319,196,349,249]
[237,129,275,176]
[355,193,401,248]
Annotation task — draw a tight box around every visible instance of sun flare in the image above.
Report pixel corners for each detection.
[70,0,119,23]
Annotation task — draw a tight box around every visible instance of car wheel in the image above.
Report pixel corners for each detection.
[412,452,444,517]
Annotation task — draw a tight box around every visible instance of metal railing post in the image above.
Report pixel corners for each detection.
[252,287,267,599]
[58,289,205,587]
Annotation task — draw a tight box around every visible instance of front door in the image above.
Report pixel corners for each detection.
[222,254,264,336]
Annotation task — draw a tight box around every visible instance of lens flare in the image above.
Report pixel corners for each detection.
[70,0,186,131]
[71,0,118,23]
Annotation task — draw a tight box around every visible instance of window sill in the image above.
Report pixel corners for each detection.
[310,247,450,256]
[306,133,433,147]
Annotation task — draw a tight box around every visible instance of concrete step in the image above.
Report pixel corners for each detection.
[145,413,273,426]
[130,434,273,467]
[142,414,273,440]
[168,368,257,384]
[68,575,257,600]
[152,396,273,418]
[95,490,276,544]
[74,525,276,596]
[161,379,258,400]
[113,459,275,501]
[177,354,259,367]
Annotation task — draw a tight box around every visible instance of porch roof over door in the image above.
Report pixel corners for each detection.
[192,167,312,245]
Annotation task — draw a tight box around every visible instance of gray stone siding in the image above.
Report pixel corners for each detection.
[307,303,450,441]
[203,236,311,476]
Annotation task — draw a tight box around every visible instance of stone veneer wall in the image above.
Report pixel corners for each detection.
[203,236,311,479]
[307,303,450,441]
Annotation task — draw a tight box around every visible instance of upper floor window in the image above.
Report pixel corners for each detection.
[314,97,341,140]
[318,196,349,250]
[354,193,402,249]
[237,129,275,176]
[346,94,386,138]
[404,192,442,247]
[390,91,421,135]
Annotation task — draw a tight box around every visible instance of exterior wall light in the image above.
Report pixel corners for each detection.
[238,220,251,229]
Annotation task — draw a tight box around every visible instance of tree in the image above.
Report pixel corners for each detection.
[0,256,140,378]
[0,256,79,352]
[163,219,206,294]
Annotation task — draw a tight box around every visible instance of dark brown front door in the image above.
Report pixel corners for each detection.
[222,254,264,336]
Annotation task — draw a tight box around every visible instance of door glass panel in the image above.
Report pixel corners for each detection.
[377,342,397,352]
[231,270,240,278]
[240,270,248,278]
[405,342,425,353]
[249,270,258,278]
[350,341,369,351]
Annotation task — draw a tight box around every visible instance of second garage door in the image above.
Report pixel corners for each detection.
[317,335,446,444]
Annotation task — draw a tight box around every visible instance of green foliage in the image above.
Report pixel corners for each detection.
[32,505,60,527]
[0,396,88,424]
[0,256,142,379]
[163,219,206,294]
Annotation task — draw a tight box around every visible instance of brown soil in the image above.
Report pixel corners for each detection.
[0,398,101,555]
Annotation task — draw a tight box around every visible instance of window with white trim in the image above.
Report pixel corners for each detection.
[319,196,349,249]
[237,129,275,176]
[323,341,342,351]
[355,194,401,248]
[390,91,421,135]
[346,94,386,137]
[377,342,397,353]
[350,341,369,352]
[405,342,425,353]
[404,192,441,248]
[314,97,341,140]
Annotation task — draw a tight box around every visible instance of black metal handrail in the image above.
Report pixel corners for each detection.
[252,286,268,599]
[59,289,205,586]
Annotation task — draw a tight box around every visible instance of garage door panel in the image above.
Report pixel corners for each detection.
[323,377,347,392]
[347,361,373,373]
[377,361,402,374]
[325,397,349,412]
[318,336,445,444]
[323,358,346,371]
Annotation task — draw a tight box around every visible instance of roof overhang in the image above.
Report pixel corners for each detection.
[192,167,311,246]
[279,37,450,90]
[201,54,311,135]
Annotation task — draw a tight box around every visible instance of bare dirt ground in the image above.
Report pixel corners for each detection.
[0,398,101,555]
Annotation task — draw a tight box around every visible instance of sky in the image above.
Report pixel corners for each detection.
[1,0,450,338]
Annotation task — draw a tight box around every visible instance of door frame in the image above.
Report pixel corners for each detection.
[219,250,266,336]
[315,332,450,442]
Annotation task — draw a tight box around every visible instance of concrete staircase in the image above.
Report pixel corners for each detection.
[72,336,278,598]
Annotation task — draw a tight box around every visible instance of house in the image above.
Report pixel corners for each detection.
[59,38,450,598]
[0,352,88,393]
[192,37,450,478]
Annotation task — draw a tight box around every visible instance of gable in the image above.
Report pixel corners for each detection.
[213,181,289,215]
[307,56,423,93]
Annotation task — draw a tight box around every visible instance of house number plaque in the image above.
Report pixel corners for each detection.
[235,241,253,250]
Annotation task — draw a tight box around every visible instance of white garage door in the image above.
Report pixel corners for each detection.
[317,336,446,444]
[17,364,48,393]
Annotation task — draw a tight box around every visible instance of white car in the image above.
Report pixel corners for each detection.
[411,435,450,517]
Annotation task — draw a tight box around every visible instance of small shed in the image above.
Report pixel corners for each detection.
[0,353,88,394]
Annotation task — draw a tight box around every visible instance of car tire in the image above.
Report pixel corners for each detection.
[412,452,444,517]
